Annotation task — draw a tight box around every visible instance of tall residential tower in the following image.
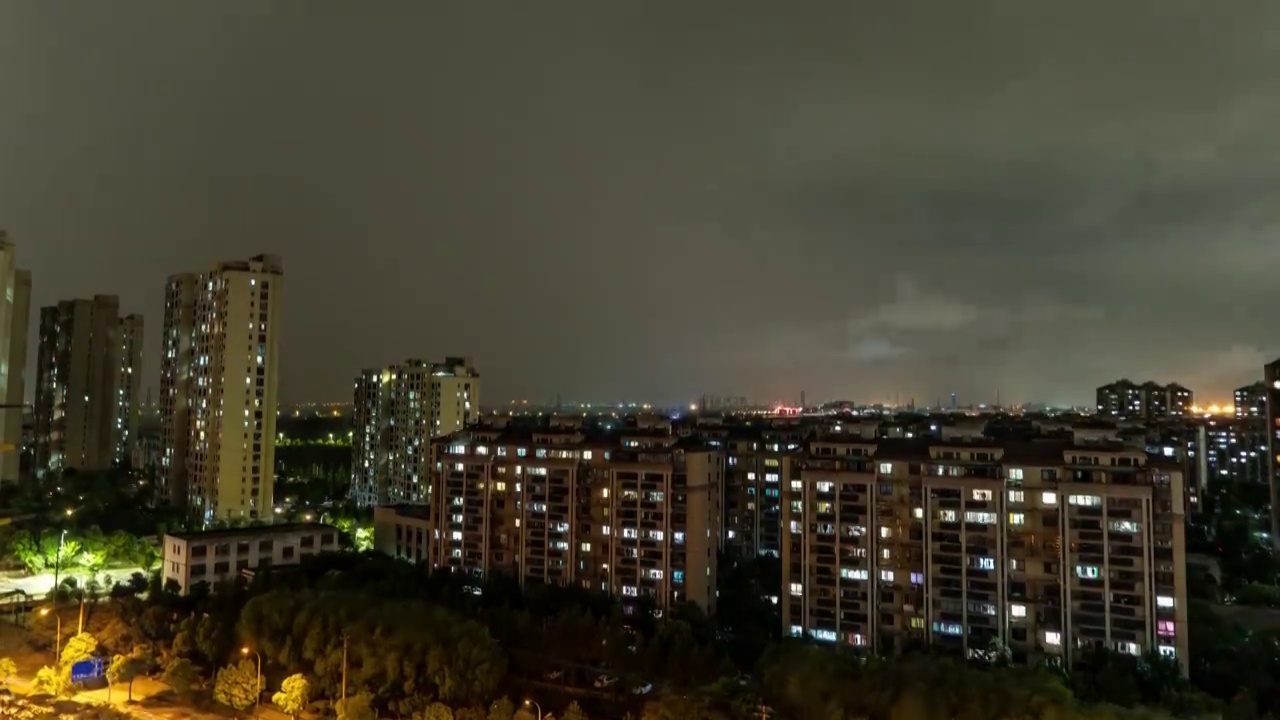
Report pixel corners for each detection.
[351,357,479,506]
[0,232,32,483]
[33,295,144,476]
[159,255,283,521]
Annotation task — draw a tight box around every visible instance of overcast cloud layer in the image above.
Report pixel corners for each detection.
[3,1,1279,407]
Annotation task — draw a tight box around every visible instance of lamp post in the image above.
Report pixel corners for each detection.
[39,608,61,662]
[241,647,262,715]
[523,698,543,720]
[51,529,67,597]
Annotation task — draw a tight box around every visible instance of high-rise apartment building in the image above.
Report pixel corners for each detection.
[1235,382,1267,420]
[159,255,283,521]
[350,357,479,506]
[373,425,723,613]
[781,435,1189,674]
[1265,359,1280,550]
[33,296,144,476]
[0,232,32,483]
[1096,380,1193,421]
[114,314,144,465]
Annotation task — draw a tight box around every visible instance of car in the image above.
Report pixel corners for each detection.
[544,669,564,681]
[594,674,619,689]
[632,682,653,695]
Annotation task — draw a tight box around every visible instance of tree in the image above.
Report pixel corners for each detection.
[0,657,16,684]
[59,632,99,670]
[423,703,455,720]
[214,659,260,713]
[489,697,516,720]
[272,673,311,719]
[106,652,147,702]
[161,657,198,695]
[337,691,377,720]
[32,665,70,697]
[562,701,589,720]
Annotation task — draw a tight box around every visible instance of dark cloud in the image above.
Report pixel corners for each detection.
[2,0,1278,407]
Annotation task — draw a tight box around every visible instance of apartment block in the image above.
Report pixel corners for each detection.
[0,233,31,484]
[350,357,480,506]
[161,522,340,594]
[373,426,723,614]
[719,428,803,557]
[781,435,1189,675]
[33,296,143,477]
[1265,359,1280,550]
[114,314,144,465]
[1235,382,1267,420]
[1096,380,1193,422]
[159,255,283,521]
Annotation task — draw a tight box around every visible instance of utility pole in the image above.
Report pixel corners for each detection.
[341,634,348,701]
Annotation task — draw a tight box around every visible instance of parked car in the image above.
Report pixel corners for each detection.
[594,674,619,689]
[544,669,563,681]
[632,682,653,695]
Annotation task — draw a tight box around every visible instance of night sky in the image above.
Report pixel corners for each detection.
[4,2,1279,407]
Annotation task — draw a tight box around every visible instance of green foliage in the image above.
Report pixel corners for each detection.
[273,673,311,718]
[32,665,70,697]
[0,657,16,683]
[213,658,260,711]
[239,587,505,709]
[488,697,515,720]
[106,652,147,701]
[336,691,377,720]
[422,702,455,720]
[562,700,589,720]
[59,632,98,670]
[161,657,198,695]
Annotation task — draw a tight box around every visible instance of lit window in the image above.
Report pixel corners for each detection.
[938,509,957,522]
[879,570,895,582]
[880,526,892,538]
[840,567,868,581]
[1011,604,1026,618]
[878,463,892,474]
[1008,489,1024,503]
[971,489,993,501]
[789,582,803,596]
[1007,468,1024,480]
[583,450,593,460]
[1044,631,1062,646]
[1157,595,1175,609]
[1008,512,1025,525]
[1068,494,1101,507]
[1041,491,1057,505]
[912,507,923,519]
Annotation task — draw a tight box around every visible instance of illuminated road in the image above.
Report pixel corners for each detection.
[0,567,145,598]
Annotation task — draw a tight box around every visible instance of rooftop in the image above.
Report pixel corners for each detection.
[165,522,337,542]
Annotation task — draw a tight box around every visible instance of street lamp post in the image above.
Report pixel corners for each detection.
[524,699,543,720]
[39,608,61,662]
[241,647,262,715]
[51,529,67,598]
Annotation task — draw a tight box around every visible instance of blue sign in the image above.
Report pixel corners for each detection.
[70,658,105,683]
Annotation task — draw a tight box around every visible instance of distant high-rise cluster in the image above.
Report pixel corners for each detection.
[0,232,32,484]
[33,295,144,476]
[1095,380,1193,421]
[350,357,480,506]
[159,255,283,522]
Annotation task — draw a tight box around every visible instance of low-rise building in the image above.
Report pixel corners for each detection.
[161,522,340,593]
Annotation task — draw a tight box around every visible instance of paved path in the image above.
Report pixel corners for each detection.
[0,567,146,598]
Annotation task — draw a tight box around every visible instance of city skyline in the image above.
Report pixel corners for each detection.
[6,2,1280,406]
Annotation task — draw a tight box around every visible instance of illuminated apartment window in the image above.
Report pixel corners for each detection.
[878,462,893,474]
[1010,604,1027,618]
[971,489,993,501]
[1008,489,1024,503]
[789,583,803,596]
[1044,631,1062,646]
[1009,512,1025,525]
[1041,491,1058,505]
[1157,595,1175,609]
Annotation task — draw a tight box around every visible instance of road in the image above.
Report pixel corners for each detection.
[6,670,291,720]
[0,567,146,598]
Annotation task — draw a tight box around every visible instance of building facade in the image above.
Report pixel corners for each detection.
[33,296,143,477]
[0,233,31,484]
[781,436,1189,675]
[1096,380,1193,422]
[350,357,480,506]
[1265,359,1280,551]
[373,426,722,614]
[161,522,339,594]
[159,255,283,521]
